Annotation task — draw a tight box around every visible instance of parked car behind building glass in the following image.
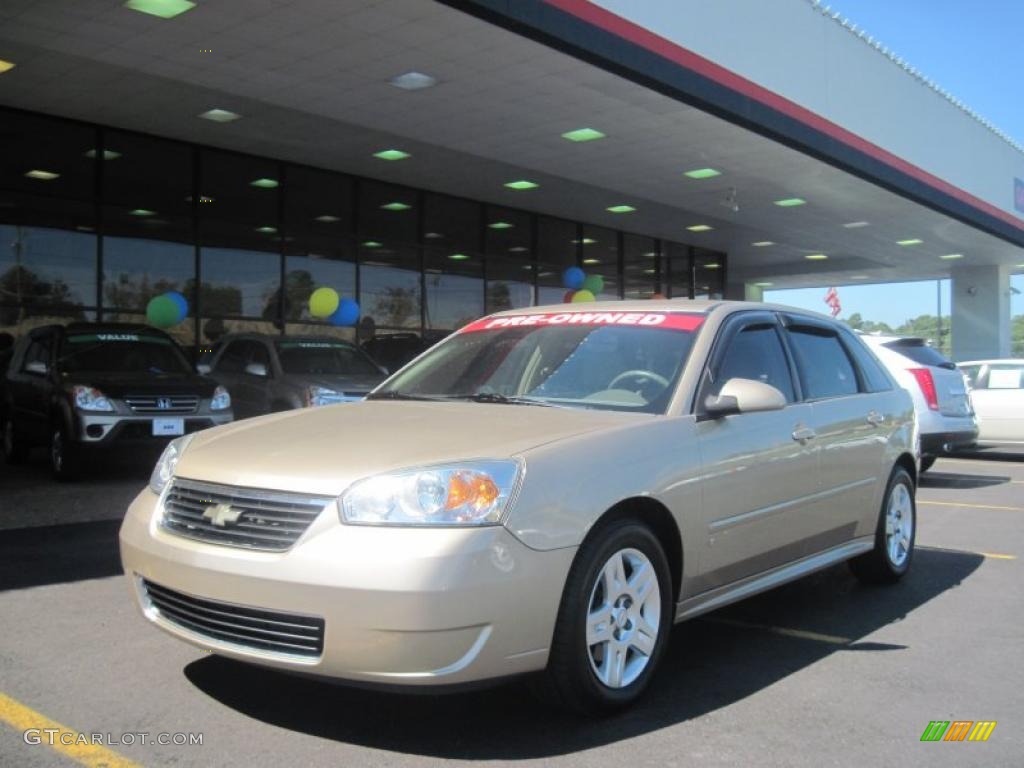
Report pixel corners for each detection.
[958,359,1024,444]
[201,334,387,419]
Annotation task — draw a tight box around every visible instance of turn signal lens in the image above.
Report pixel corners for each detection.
[908,368,939,411]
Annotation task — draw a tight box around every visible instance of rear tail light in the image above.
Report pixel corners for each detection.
[908,368,939,410]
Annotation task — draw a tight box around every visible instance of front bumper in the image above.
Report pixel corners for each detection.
[75,411,233,446]
[119,489,575,686]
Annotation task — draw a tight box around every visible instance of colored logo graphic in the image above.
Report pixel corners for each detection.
[920,721,997,742]
[1015,177,1024,214]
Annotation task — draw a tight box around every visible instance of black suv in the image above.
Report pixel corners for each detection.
[1,323,233,479]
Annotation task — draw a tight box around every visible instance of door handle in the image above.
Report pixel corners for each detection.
[866,411,885,426]
[792,426,816,443]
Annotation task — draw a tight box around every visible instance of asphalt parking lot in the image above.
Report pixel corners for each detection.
[1,450,1022,767]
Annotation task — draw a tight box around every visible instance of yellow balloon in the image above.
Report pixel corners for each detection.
[571,289,596,303]
[309,287,340,318]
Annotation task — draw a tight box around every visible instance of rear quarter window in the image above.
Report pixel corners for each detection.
[842,331,893,392]
[785,326,859,400]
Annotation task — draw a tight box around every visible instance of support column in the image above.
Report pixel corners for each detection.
[950,265,1012,361]
[724,281,763,301]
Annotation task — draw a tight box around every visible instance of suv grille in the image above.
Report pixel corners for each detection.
[161,478,331,551]
[124,395,200,414]
[142,579,324,658]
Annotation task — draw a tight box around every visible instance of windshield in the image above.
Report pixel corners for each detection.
[59,333,191,375]
[276,340,381,376]
[372,311,704,413]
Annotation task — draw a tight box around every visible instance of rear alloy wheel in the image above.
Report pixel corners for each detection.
[850,467,916,584]
[50,426,81,481]
[2,417,30,464]
[539,519,672,714]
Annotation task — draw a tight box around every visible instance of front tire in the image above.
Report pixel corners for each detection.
[850,467,915,584]
[50,425,81,481]
[539,519,673,714]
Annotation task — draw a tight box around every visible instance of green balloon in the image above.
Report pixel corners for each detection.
[146,295,180,328]
[582,274,604,295]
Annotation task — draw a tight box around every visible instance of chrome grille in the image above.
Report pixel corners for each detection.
[124,395,200,414]
[161,478,331,551]
[142,579,324,658]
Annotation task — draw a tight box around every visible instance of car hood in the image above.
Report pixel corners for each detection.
[175,400,644,496]
[62,371,219,398]
[285,372,386,395]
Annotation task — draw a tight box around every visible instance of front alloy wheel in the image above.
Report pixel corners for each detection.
[539,519,672,714]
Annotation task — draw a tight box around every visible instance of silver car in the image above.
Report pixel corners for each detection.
[122,301,917,713]
[200,334,387,419]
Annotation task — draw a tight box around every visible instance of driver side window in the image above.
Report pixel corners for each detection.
[712,324,796,403]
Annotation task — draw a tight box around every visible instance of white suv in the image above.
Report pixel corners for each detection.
[861,335,977,471]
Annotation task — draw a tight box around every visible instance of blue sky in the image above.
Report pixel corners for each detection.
[768,1,1024,323]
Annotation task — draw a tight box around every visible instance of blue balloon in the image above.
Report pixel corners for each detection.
[563,266,585,291]
[165,291,189,323]
[328,298,360,327]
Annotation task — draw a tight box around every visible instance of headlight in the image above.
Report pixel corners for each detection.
[210,385,231,411]
[340,460,521,526]
[150,434,195,494]
[72,385,114,412]
[304,385,351,407]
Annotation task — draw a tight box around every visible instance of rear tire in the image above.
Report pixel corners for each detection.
[537,518,673,714]
[850,467,915,584]
[50,425,81,481]
[919,456,936,473]
[2,416,30,464]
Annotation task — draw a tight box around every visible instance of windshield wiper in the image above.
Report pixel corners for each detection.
[439,393,554,407]
[365,391,451,402]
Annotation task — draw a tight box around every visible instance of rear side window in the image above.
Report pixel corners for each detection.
[977,364,1024,390]
[841,331,893,392]
[883,339,955,370]
[785,327,859,399]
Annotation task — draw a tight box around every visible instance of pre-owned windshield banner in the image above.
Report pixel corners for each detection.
[460,312,705,333]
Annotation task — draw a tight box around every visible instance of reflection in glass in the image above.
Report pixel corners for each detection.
[0,225,96,311]
[103,237,193,312]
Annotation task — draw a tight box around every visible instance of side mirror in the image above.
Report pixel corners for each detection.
[25,361,48,376]
[244,362,268,378]
[196,363,212,375]
[704,378,787,418]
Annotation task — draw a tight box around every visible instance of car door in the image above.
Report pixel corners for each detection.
[781,317,889,549]
[236,340,273,416]
[694,311,819,592]
[9,329,57,444]
[970,363,1024,442]
[211,340,252,418]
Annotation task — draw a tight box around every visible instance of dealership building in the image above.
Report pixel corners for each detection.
[1,0,1022,359]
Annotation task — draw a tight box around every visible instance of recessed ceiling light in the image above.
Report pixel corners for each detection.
[124,0,196,19]
[504,180,539,190]
[805,253,828,260]
[362,241,383,248]
[687,224,713,232]
[250,177,278,189]
[373,149,411,161]
[390,71,437,90]
[509,246,530,253]
[0,59,15,74]
[583,258,601,265]
[25,170,59,180]
[606,205,635,213]
[897,238,923,246]
[751,241,775,247]
[939,253,963,260]
[198,108,241,123]
[684,168,721,179]
[843,221,870,228]
[774,198,806,207]
[561,128,606,142]
[315,215,340,223]
[130,208,156,216]
[644,252,656,258]
[851,275,869,280]
[84,148,122,160]
[643,269,656,274]
[754,281,774,287]
[488,221,514,230]
[380,202,411,211]
[424,232,444,239]
[703,262,721,269]
[573,238,597,245]
[255,226,277,234]
[447,253,470,261]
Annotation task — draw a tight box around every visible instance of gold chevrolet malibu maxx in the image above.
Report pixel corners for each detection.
[120,300,918,712]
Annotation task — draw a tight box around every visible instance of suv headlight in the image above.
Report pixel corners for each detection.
[72,385,114,412]
[210,385,231,411]
[150,434,195,494]
[340,460,521,526]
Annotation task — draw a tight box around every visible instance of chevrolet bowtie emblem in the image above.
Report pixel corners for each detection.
[202,502,243,527]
